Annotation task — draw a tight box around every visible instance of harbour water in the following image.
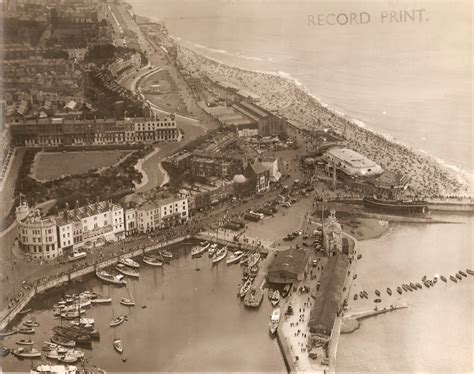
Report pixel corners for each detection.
[129,0,472,173]
[1,243,286,372]
[337,214,474,372]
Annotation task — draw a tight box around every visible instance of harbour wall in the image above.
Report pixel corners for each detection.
[0,236,191,331]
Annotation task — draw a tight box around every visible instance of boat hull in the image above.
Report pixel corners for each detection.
[363,197,428,214]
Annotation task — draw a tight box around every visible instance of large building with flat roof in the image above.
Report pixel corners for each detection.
[323,147,383,178]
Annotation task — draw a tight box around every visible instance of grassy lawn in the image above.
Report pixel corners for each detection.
[33,151,132,181]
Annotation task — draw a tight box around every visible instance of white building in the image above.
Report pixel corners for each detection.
[17,208,61,260]
[323,147,383,178]
[261,157,281,182]
[157,195,188,228]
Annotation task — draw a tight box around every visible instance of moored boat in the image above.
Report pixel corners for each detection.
[270,290,280,306]
[226,251,244,265]
[397,286,403,294]
[120,297,135,307]
[455,273,462,280]
[159,250,173,260]
[113,338,123,353]
[16,339,34,345]
[422,275,427,282]
[409,282,417,290]
[374,298,381,303]
[143,255,163,267]
[416,283,423,289]
[110,315,127,327]
[0,344,10,357]
[459,270,467,277]
[13,347,41,358]
[18,327,35,334]
[247,252,260,268]
[119,257,140,269]
[96,270,127,286]
[282,284,291,298]
[0,329,17,337]
[386,288,392,296]
[50,335,75,348]
[23,320,39,327]
[450,275,457,283]
[239,279,252,298]
[269,307,281,334]
[208,243,218,257]
[90,297,112,304]
[115,264,139,278]
[19,308,32,315]
[466,269,474,276]
[353,294,358,300]
[362,197,428,214]
[375,289,380,297]
[440,275,447,282]
[192,242,209,257]
[212,246,228,264]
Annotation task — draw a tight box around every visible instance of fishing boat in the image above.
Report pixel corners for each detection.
[440,275,447,282]
[70,318,95,328]
[19,307,32,315]
[375,290,380,297]
[113,338,123,353]
[13,347,41,358]
[56,353,79,364]
[450,275,457,283]
[226,251,244,265]
[282,284,291,298]
[466,269,474,276]
[119,258,140,269]
[16,339,34,345]
[23,320,39,327]
[247,252,260,268]
[192,242,210,257]
[269,307,281,334]
[159,250,173,260]
[362,291,368,298]
[60,310,85,320]
[374,298,382,303]
[143,255,163,266]
[239,279,252,298]
[46,348,84,361]
[18,327,35,334]
[110,315,127,327]
[455,273,462,280]
[96,270,127,286]
[208,243,218,257]
[423,281,431,288]
[359,291,365,298]
[50,335,75,348]
[353,294,358,300]
[90,297,112,304]
[397,287,403,294]
[422,275,427,282]
[416,283,423,289]
[115,264,139,278]
[270,290,280,306]
[120,298,135,307]
[0,329,17,337]
[402,284,410,292]
[459,270,467,277]
[386,288,392,296]
[212,246,228,264]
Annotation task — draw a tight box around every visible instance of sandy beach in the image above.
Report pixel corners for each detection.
[176,46,472,198]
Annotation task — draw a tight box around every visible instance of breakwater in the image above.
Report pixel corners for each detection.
[0,235,190,331]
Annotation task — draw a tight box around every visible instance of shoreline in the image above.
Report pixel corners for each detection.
[173,38,473,186]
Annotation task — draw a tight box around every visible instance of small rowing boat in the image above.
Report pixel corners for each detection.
[115,264,139,278]
[120,298,135,307]
[119,258,140,269]
[16,339,34,345]
[17,327,35,334]
[0,329,17,337]
[23,320,39,327]
[50,335,75,348]
[440,275,447,282]
[455,273,462,280]
[450,275,457,283]
[18,308,32,315]
[466,269,474,276]
[239,279,252,298]
[143,255,163,267]
[110,315,127,327]
[386,288,392,296]
[459,270,467,277]
[208,243,218,257]
[91,297,112,304]
[113,338,123,353]
[375,289,380,297]
[397,287,403,294]
[159,250,173,260]
[270,290,280,306]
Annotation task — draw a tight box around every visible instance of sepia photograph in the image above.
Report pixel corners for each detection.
[0,0,472,373]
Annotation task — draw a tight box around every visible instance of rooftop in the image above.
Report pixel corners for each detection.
[268,248,310,276]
